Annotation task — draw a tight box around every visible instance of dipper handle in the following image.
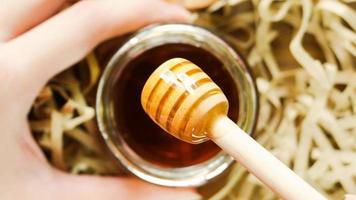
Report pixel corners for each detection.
[210,116,327,200]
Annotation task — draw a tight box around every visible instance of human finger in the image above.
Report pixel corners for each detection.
[0,0,190,112]
[0,0,67,42]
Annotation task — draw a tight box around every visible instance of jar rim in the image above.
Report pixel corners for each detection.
[96,24,258,187]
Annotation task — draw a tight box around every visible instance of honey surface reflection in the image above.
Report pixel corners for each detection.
[113,43,239,167]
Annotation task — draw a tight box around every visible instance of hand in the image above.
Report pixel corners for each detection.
[0,0,199,199]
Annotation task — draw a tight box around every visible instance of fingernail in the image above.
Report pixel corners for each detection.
[187,194,202,200]
[177,8,193,22]
[186,190,202,200]
[188,13,198,23]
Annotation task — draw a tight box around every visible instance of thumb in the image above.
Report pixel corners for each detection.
[55,172,201,200]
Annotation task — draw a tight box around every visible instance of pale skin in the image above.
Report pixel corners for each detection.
[0,0,200,199]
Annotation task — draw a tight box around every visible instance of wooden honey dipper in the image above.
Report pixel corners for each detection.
[141,58,326,200]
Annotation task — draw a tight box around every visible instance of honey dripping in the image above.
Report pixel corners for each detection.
[113,43,239,167]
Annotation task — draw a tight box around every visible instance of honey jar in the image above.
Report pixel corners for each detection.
[96,24,258,187]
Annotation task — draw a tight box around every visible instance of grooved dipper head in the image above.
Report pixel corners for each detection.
[141,58,229,144]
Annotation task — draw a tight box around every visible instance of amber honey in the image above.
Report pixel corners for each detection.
[112,43,239,168]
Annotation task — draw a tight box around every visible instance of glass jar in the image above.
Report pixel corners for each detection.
[96,24,258,187]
